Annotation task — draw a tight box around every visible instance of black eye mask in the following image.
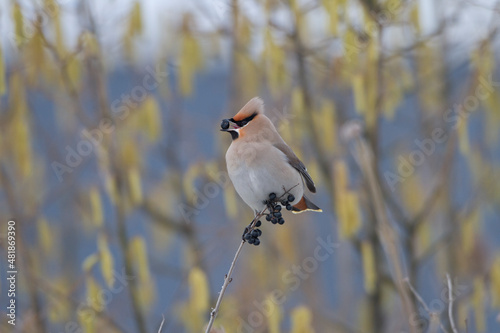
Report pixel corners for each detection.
[230,112,258,128]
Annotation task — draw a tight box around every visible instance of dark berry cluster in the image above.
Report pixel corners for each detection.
[264,192,295,225]
[243,192,296,246]
[243,220,262,246]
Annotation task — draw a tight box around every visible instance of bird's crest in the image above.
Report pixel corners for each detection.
[232,97,264,121]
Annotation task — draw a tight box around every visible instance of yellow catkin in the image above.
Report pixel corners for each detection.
[47,279,71,322]
[97,234,115,288]
[183,163,200,203]
[471,43,494,81]
[267,293,282,333]
[9,73,32,178]
[416,45,443,111]
[382,62,406,120]
[127,167,143,205]
[178,267,209,332]
[12,3,24,45]
[189,267,209,313]
[358,299,371,332]
[24,30,44,85]
[322,0,338,35]
[129,2,143,35]
[223,185,239,220]
[140,96,161,142]
[457,301,469,330]
[82,253,99,273]
[352,74,366,113]
[137,278,155,310]
[471,42,498,145]
[178,31,203,96]
[416,221,431,256]
[410,3,420,34]
[365,62,378,130]
[54,10,65,56]
[203,160,219,181]
[66,56,81,90]
[87,276,102,311]
[346,191,361,237]
[89,186,103,227]
[105,174,118,204]
[38,217,53,256]
[400,173,423,215]
[129,236,151,285]
[78,310,95,333]
[262,29,288,95]
[334,159,347,189]
[291,87,305,117]
[290,306,315,333]
[472,277,486,332]
[361,240,377,294]
[334,160,361,238]
[236,52,259,98]
[457,116,470,155]
[490,255,500,307]
[276,224,297,263]
[123,1,143,60]
[14,115,32,178]
[462,208,480,256]
[319,101,337,152]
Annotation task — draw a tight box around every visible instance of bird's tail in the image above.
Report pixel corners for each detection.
[292,195,322,214]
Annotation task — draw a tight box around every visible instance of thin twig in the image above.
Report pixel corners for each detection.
[205,239,245,333]
[447,273,459,333]
[204,186,298,332]
[405,278,450,333]
[157,315,165,333]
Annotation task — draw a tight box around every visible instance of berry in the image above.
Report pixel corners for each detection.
[274,205,282,212]
[286,204,293,211]
[251,230,259,238]
[271,218,278,224]
[254,239,261,246]
[266,214,272,221]
[278,217,285,225]
[221,119,230,130]
[255,229,262,236]
[255,220,262,227]
[248,237,255,244]
[269,193,276,200]
[287,194,295,203]
[273,212,282,218]
[244,233,252,240]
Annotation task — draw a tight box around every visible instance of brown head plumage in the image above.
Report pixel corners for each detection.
[232,97,264,121]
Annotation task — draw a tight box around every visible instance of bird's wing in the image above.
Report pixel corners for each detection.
[273,142,316,193]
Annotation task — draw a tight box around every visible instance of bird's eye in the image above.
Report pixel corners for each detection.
[241,120,248,126]
[221,119,230,130]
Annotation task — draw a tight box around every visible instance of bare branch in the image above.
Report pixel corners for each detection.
[404,278,450,333]
[204,187,296,332]
[447,273,459,333]
[157,315,165,333]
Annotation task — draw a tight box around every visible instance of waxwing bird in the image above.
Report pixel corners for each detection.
[221,97,321,215]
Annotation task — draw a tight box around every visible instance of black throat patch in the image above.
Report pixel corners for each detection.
[229,131,239,140]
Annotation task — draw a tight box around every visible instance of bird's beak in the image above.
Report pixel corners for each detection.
[220,118,239,132]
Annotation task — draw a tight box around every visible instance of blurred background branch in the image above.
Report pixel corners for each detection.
[0,0,499,332]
